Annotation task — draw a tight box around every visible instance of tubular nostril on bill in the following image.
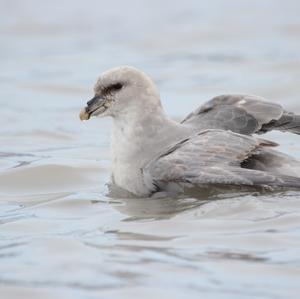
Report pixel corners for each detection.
[87,96,100,106]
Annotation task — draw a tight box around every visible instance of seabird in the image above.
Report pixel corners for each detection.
[79,66,300,197]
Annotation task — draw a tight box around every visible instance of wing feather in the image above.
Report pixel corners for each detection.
[182,94,300,135]
[144,130,300,190]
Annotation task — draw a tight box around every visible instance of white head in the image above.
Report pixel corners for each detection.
[79,66,162,120]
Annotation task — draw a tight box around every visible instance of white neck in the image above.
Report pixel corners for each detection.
[110,101,188,196]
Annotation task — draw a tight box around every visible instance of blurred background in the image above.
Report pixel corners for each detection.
[1,1,300,298]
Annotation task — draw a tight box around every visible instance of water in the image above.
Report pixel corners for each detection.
[1,0,300,298]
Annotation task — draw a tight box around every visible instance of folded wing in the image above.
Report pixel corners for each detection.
[144,130,300,190]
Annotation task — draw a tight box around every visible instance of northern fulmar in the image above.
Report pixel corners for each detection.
[79,66,300,197]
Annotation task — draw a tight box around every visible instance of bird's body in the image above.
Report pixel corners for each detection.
[80,66,300,197]
[111,104,189,196]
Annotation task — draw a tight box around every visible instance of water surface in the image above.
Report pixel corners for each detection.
[1,1,300,298]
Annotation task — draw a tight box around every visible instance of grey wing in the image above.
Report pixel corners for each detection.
[144,130,300,190]
[181,94,300,135]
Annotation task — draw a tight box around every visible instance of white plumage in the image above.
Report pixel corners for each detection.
[80,66,300,197]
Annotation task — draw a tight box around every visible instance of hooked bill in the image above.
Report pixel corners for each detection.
[79,108,90,121]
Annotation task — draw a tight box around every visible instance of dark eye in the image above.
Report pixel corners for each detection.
[110,83,123,91]
[103,82,123,95]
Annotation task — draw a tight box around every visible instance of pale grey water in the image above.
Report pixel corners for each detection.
[1,1,300,298]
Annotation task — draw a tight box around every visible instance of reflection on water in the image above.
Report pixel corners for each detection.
[1,0,300,298]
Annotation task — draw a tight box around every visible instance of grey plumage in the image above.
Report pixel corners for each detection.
[145,129,300,192]
[82,66,300,197]
[182,94,300,135]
